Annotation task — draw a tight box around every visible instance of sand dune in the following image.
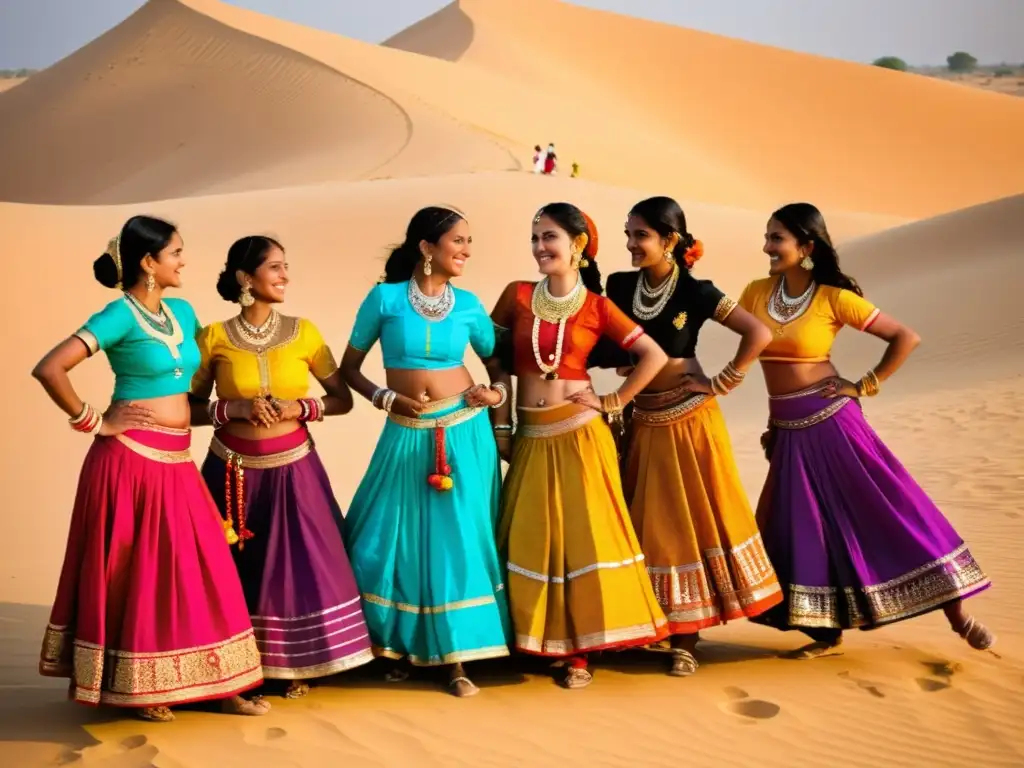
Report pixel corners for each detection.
[1,0,1023,766]
[0,78,26,93]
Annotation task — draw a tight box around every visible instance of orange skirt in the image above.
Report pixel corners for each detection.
[499,402,668,656]
[624,388,782,635]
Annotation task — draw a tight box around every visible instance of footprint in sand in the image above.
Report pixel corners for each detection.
[266,727,288,741]
[838,671,886,698]
[720,686,781,721]
[68,734,161,766]
[916,660,959,692]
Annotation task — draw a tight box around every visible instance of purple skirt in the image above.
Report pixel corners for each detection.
[753,384,990,631]
[200,427,373,679]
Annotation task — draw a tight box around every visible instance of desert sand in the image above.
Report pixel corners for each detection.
[1,1,1022,766]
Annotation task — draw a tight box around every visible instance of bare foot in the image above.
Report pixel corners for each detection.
[384,667,410,683]
[138,706,174,722]
[563,666,593,689]
[285,681,310,699]
[669,648,699,677]
[783,638,843,660]
[954,616,996,651]
[221,695,271,716]
[448,675,480,698]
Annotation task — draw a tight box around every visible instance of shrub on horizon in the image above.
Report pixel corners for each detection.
[993,67,1014,78]
[872,56,908,71]
[946,52,978,72]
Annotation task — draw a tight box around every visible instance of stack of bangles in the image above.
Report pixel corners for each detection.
[489,382,508,409]
[297,397,325,422]
[371,388,398,412]
[69,403,103,435]
[711,362,746,396]
[599,391,624,414]
[207,396,326,429]
[856,369,881,397]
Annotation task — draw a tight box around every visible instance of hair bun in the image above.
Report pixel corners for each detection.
[682,239,704,268]
[579,209,599,258]
[92,252,121,289]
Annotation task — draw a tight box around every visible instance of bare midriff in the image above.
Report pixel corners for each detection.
[761,360,838,397]
[515,376,593,408]
[126,393,191,430]
[641,357,703,394]
[386,365,477,403]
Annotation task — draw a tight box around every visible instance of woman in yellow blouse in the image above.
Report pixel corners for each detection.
[190,235,372,699]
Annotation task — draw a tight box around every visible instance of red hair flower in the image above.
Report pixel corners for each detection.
[683,239,704,268]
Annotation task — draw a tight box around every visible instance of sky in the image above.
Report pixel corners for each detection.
[1,0,1020,71]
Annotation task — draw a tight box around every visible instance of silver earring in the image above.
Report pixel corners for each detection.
[665,249,675,264]
[800,255,814,271]
[145,273,156,292]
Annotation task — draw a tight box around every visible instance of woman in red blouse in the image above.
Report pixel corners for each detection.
[487,202,669,689]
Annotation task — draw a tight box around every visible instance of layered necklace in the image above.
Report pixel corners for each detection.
[122,292,185,378]
[408,277,454,322]
[232,309,281,347]
[767,276,816,325]
[632,262,679,321]
[531,275,587,380]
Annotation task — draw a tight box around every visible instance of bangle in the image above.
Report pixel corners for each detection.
[490,383,508,408]
[382,390,397,413]
[208,400,230,429]
[69,403,103,435]
[493,424,513,432]
[711,361,746,396]
[298,397,326,422]
[856,369,881,397]
[599,391,624,414]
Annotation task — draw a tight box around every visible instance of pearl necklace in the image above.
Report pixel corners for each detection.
[408,278,454,321]
[767,277,816,325]
[531,276,586,380]
[632,263,679,321]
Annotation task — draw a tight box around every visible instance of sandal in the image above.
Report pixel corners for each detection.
[448,675,480,698]
[284,681,310,699]
[221,695,271,716]
[669,648,698,677]
[563,666,593,690]
[138,706,175,723]
[956,616,995,651]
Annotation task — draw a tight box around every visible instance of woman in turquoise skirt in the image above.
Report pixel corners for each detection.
[340,206,511,697]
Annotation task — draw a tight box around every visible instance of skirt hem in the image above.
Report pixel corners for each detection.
[261,647,376,680]
[374,645,511,667]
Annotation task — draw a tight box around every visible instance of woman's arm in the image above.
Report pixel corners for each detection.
[721,305,772,371]
[860,313,921,382]
[316,370,354,416]
[611,335,667,405]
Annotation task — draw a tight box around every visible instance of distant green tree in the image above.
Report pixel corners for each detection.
[872,56,908,71]
[946,52,978,72]
[993,67,1014,77]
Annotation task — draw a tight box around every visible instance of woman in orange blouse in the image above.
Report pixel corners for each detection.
[739,203,993,658]
[488,202,669,689]
[190,236,372,698]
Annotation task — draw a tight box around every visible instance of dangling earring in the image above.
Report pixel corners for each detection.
[145,273,156,292]
[665,248,675,264]
[800,255,815,271]
[239,283,255,307]
[570,246,580,269]
[424,253,433,277]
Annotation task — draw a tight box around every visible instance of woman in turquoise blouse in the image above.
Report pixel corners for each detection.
[341,206,512,698]
[32,216,268,723]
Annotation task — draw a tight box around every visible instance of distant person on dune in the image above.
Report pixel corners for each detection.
[543,143,557,175]
[570,161,580,178]
[740,202,994,658]
[487,203,669,689]
[341,206,511,698]
[533,145,545,173]
[33,216,268,723]
[590,196,781,677]
[189,235,373,700]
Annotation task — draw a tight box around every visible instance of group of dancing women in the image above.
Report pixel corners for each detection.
[33,196,995,722]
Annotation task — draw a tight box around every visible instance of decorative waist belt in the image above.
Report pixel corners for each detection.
[632,385,710,426]
[769,396,851,430]
[387,391,484,493]
[515,403,601,439]
[209,434,313,549]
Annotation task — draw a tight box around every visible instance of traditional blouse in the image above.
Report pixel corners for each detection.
[737,277,880,363]
[74,296,201,401]
[348,281,495,369]
[192,316,337,401]
[595,271,737,367]
[491,281,644,380]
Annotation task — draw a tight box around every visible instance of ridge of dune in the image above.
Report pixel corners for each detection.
[0,77,26,93]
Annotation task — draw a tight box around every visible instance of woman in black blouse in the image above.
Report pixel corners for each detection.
[592,196,780,676]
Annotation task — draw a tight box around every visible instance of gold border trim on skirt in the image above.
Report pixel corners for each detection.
[515,403,601,438]
[209,434,312,469]
[770,396,851,430]
[114,433,193,464]
[387,389,484,430]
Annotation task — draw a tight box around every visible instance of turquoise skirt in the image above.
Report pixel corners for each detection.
[344,395,511,666]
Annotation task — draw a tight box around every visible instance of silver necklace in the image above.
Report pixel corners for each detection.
[632,263,679,321]
[408,278,454,321]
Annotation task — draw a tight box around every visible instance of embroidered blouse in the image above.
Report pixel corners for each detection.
[192,316,337,401]
[491,281,644,380]
[74,296,202,401]
[348,281,495,369]
[737,277,880,363]
[592,271,738,368]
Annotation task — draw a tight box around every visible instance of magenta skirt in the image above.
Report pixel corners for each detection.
[40,428,263,707]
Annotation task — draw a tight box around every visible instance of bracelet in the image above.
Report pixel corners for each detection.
[711,361,747,396]
[208,400,230,429]
[599,391,624,414]
[856,369,881,397]
[371,388,398,412]
[490,382,508,408]
[69,403,103,435]
[299,397,326,422]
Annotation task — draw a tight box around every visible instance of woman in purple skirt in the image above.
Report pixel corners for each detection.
[190,235,373,697]
[737,203,994,659]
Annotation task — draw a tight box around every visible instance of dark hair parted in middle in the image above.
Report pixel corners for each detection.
[216,235,284,303]
[534,202,604,295]
[628,196,704,269]
[770,202,863,296]
[381,206,465,284]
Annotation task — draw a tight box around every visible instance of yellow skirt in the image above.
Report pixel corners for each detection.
[498,402,669,657]
[624,388,783,635]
